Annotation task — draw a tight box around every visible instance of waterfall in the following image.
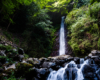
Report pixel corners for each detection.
[59,16,65,55]
[47,60,89,80]
[47,17,88,80]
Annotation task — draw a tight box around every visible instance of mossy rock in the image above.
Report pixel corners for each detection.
[0,73,8,80]
[27,60,34,66]
[3,68,15,76]
[15,63,33,77]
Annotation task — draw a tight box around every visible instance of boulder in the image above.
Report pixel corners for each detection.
[82,64,96,79]
[96,68,100,80]
[42,62,56,69]
[15,63,33,77]
[88,59,95,64]
[5,64,16,70]
[74,57,80,64]
[36,68,49,80]
[18,55,24,61]
[18,48,24,55]
[91,50,100,56]
[13,54,24,62]
[88,53,92,57]
[55,59,65,66]
[94,58,100,65]
[48,55,71,60]
[33,58,40,67]
[67,57,74,62]
[64,67,77,80]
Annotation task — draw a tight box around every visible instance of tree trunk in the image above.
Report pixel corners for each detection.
[6,13,16,31]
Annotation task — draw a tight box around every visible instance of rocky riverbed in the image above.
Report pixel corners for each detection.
[0,45,100,80]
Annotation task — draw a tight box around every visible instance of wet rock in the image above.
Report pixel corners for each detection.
[55,59,65,66]
[91,50,100,56]
[88,59,94,65]
[94,58,100,65]
[55,65,61,70]
[37,68,47,76]
[91,56,99,59]
[48,68,53,72]
[74,57,80,64]
[42,62,56,69]
[96,68,100,80]
[82,64,96,78]
[18,48,24,55]
[36,68,49,80]
[67,57,74,62]
[48,62,56,69]
[84,56,90,60]
[64,67,77,80]
[88,53,92,57]
[90,64,99,71]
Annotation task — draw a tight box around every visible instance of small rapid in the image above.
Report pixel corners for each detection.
[47,59,88,80]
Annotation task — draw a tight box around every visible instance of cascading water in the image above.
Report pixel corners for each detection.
[59,16,65,55]
[47,60,89,80]
[47,17,89,80]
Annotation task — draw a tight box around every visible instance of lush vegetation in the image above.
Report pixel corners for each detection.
[0,0,75,58]
[0,0,100,79]
[0,0,100,58]
[65,1,100,57]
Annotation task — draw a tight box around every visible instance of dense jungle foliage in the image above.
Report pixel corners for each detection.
[0,0,100,58]
[0,0,100,79]
[65,0,100,57]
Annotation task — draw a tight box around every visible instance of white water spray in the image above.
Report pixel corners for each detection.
[59,16,65,55]
[47,60,89,80]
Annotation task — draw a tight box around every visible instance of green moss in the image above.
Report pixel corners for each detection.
[0,44,13,51]
[15,63,33,77]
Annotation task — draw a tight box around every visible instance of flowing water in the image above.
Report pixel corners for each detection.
[47,17,89,80]
[59,16,65,55]
[47,60,89,80]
